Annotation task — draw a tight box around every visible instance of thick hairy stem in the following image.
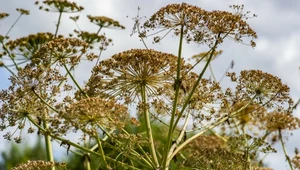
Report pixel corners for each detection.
[279,129,295,170]
[163,23,185,169]
[141,84,159,168]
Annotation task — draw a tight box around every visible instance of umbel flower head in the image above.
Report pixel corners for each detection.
[6,32,59,59]
[262,111,300,132]
[74,30,113,50]
[83,49,182,103]
[0,63,67,142]
[63,97,128,133]
[226,70,292,109]
[87,15,125,29]
[142,3,257,47]
[0,13,9,20]
[32,37,97,66]
[35,0,84,13]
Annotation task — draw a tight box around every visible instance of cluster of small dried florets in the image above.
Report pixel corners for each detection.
[35,0,84,13]
[63,97,128,134]
[6,32,59,59]
[73,30,113,50]
[142,3,257,47]
[11,160,66,170]
[87,15,126,29]
[184,135,245,169]
[84,49,179,103]
[32,37,98,66]
[0,63,70,141]
[0,13,9,20]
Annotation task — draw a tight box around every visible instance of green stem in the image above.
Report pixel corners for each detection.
[208,63,217,82]
[242,125,251,170]
[5,14,23,37]
[141,84,159,168]
[42,119,55,170]
[95,131,109,169]
[162,23,185,169]
[172,34,220,133]
[279,129,294,170]
[54,12,63,37]
[167,113,190,163]
[63,64,88,98]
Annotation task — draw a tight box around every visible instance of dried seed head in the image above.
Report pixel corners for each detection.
[32,38,90,66]
[38,0,84,13]
[64,97,128,132]
[0,13,9,20]
[142,3,256,47]
[16,8,30,15]
[11,160,66,170]
[6,32,58,59]
[83,49,180,103]
[87,15,125,29]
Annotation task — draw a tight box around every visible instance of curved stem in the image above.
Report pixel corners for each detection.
[279,129,294,170]
[141,84,159,168]
[163,23,185,169]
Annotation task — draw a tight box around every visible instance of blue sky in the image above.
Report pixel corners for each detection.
[1,0,300,169]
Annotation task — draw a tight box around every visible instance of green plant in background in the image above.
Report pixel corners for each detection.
[0,1,300,170]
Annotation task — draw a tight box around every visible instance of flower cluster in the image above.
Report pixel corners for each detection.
[226,70,292,109]
[35,0,84,13]
[142,3,257,47]
[0,63,68,141]
[87,15,125,29]
[74,30,113,50]
[83,49,179,103]
[32,37,97,66]
[0,13,9,20]
[12,160,66,170]
[6,32,59,59]
[63,97,128,134]
[16,8,30,15]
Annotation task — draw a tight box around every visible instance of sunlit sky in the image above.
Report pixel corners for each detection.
[1,0,300,169]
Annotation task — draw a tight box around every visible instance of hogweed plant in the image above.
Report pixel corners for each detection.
[0,1,300,170]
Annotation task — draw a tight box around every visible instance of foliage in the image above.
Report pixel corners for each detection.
[0,1,300,170]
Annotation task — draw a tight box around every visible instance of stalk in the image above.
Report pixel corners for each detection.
[279,129,294,170]
[42,118,55,170]
[162,22,185,169]
[171,35,220,133]
[141,84,159,168]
